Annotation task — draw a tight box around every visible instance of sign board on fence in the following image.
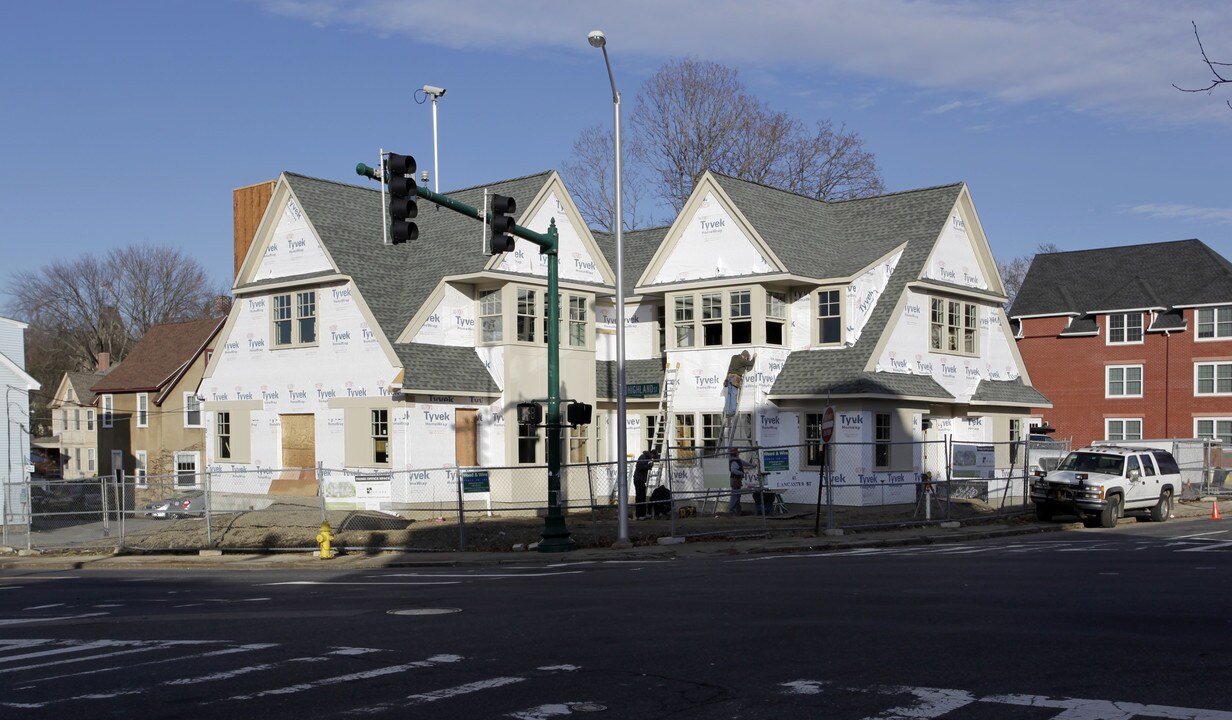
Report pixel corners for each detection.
[760,448,790,473]
[951,444,995,479]
[462,470,490,493]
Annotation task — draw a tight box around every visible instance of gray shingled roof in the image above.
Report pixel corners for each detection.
[970,379,1051,406]
[284,172,557,396]
[1059,315,1099,336]
[770,370,954,400]
[594,226,668,294]
[1009,239,1232,318]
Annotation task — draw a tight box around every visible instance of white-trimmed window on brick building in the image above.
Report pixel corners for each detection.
[371,409,389,465]
[1106,418,1142,442]
[1107,312,1143,345]
[1106,365,1143,398]
[818,289,843,345]
[1197,418,1232,445]
[1195,361,1232,396]
[766,291,787,346]
[216,412,232,460]
[479,288,502,342]
[175,452,199,488]
[875,413,892,469]
[1197,306,1232,340]
[929,298,978,355]
[272,290,317,347]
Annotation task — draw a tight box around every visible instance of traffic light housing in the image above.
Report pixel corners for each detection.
[387,153,418,244]
[566,402,593,427]
[489,194,516,254]
[517,402,542,425]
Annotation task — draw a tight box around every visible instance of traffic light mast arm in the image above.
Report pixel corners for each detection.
[414,185,557,252]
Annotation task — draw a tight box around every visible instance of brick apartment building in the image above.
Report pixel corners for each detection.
[1009,239,1232,449]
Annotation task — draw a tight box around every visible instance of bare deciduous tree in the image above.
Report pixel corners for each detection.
[6,245,222,396]
[564,57,885,232]
[560,124,651,233]
[1000,242,1061,310]
[1173,21,1232,110]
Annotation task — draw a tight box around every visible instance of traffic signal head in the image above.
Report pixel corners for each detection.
[566,402,593,427]
[387,153,418,244]
[489,194,517,255]
[517,402,542,425]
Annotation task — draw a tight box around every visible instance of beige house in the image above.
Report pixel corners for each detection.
[47,362,111,479]
[92,318,224,502]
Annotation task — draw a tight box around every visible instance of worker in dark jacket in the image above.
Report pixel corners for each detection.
[632,448,658,519]
[724,350,756,416]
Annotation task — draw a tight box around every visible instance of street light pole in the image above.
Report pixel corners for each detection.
[588,29,631,547]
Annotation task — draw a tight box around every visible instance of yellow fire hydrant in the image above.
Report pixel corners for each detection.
[316,521,335,559]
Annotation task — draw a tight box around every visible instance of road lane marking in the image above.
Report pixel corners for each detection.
[0,640,215,674]
[262,581,462,586]
[0,612,108,626]
[379,572,584,579]
[24,643,278,685]
[214,653,466,703]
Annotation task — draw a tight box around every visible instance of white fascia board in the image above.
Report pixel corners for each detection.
[1011,312,1081,320]
[0,351,39,390]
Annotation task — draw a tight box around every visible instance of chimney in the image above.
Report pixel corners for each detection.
[97,352,110,372]
[233,180,276,280]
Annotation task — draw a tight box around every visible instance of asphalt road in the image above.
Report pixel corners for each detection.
[1,519,1230,719]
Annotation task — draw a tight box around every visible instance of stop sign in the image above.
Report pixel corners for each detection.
[820,405,835,443]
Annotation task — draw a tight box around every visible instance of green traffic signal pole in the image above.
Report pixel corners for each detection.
[356,164,575,552]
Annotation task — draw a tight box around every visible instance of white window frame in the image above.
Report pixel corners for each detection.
[817,289,843,346]
[184,392,203,428]
[135,450,148,487]
[136,393,149,428]
[929,298,979,357]
[516,287,538,343]
[874,412,892,469]
[1106,312,1144,345]
[765,290,787,346]
[1194,361,1232,396]
[86,409,95,431]
[1106,418,1143,442]
[175,451,200,488]
[216,411,232,460]
[1196,417,1232,445]
[479,288,503,343]
[88,448,96,473]
[101,394,113,429]
[1106,365,1143,398]
[1196,306,1232,341]
[568,295,588,348]
[371,409,390,466]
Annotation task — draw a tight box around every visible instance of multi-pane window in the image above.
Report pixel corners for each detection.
[766,291,786,346]
[102,394,113,429]
[74,448,81,472]
[1197,418,1232,445]
[874,413,891,468]
[217,412,232,460]
[1107,312,1143,344]
[135,450,147,486]
[701,293,723,346]
[929,299,979,356]
[1010,418,1021,465]
[372,409,389,464]
[86,409,94,431]
[175,452,198,488]
[272,290,318,347]
[516,288,537,342]
[1106,418,1143,442]
[1197,306,1232,340]
[645,415,660,454]
[729,290,752,344]
[517,420,539,464]
[674,296,695,348]
[137,393,149,428]
[184,393,202,428]
[87,448,95,473]
[805,413,828,467]
[1195,362,1232,395]
[1106,365,1143,397]
[73,408,81,431]
[818,290,842,345]
[701,413,725,451]
[673,413,696,459]
[569,296,587,347]
[479,289,502,342]
[568,424,588,463]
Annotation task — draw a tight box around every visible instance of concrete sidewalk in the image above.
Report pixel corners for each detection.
[1,498,1222,572]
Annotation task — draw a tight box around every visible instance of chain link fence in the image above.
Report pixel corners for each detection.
[3,436,1224,553]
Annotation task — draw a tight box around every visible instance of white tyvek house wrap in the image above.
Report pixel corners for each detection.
[653,193,772,284]
[495,191,604,284]
[412,284,477,346]
[846,249,902,345]
[254,198,334,280]
[595,300,657,362]
[922,212,988,290]
[874,289,1020,402]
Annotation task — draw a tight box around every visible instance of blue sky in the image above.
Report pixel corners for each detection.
[3,1,1232,300]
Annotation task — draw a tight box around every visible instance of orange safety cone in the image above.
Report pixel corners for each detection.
[1213,500,1222,520]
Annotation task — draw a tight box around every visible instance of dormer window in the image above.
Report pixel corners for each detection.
[1107,312,1143,344]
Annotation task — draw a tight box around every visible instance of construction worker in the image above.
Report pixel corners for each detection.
[723,350,756,416]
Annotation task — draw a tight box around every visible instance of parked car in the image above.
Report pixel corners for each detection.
[1030,445,1181,528]
[142,491,206,519]
[29,481,103,514]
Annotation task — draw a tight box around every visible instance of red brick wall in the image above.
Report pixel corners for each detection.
[1017,310,1232,448]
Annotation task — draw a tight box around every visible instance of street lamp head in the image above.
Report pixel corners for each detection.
[587,30,606,49]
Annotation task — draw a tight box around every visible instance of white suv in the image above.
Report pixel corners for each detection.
[1030,445,1181,528]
